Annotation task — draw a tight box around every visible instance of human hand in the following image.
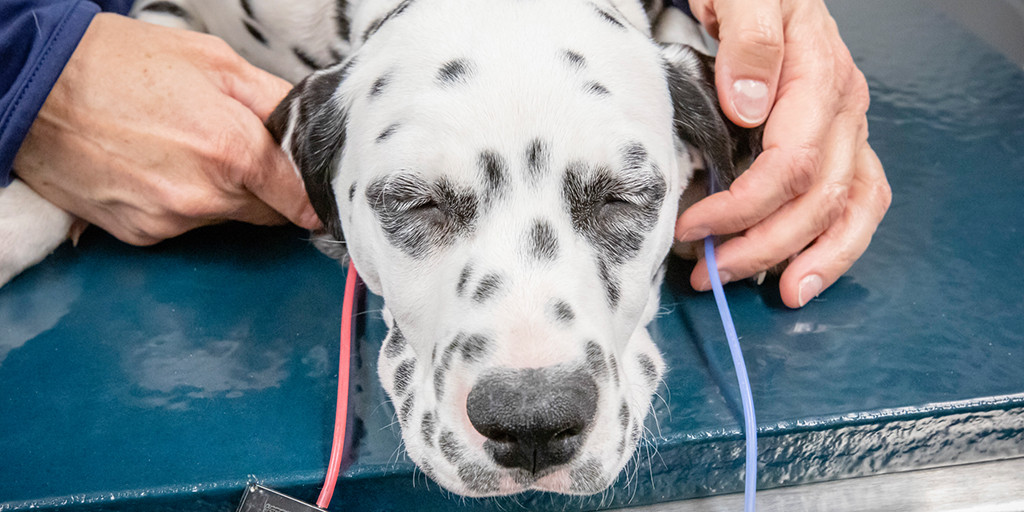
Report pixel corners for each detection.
[13,13,319,246]
[677,0,892,308]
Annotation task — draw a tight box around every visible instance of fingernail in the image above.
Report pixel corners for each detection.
[798,274,823,307]
[731,79,770,125]
[718,271,733,286]
[703,271,732,290]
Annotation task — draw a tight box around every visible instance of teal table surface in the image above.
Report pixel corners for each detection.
[2,1,1023,510]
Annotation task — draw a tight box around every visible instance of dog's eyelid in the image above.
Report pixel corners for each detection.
[604,192,643,206]
[605,174,662,203]
[392,195,437,212]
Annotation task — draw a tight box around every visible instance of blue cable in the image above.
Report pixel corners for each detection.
[704,235,757,512]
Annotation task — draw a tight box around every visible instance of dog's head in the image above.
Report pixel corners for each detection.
[268,0,758,497]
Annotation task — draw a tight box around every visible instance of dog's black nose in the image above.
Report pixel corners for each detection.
[466,366,598,474]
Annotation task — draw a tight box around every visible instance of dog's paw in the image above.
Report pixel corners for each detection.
[0,179,75,287]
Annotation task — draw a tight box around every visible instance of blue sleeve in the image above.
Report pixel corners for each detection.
[0,0,134,186]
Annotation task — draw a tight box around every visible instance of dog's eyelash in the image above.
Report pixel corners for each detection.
[604,193,642,206]
[400,197,439,212]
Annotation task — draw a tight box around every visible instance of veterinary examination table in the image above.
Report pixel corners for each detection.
[2,1,1022,510]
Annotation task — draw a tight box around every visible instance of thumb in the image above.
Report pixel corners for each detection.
[222,57,294,122]
[233,111,321,230]
[706,0,785,127]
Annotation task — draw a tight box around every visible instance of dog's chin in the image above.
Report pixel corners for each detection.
[402,435,635,497]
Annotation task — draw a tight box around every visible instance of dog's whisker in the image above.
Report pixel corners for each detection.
[650,394,668,437]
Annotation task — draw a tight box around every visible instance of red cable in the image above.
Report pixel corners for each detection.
[316,260,358,509]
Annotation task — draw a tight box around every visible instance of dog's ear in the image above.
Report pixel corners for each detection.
[266,60,356,241]
[659,43,762,191]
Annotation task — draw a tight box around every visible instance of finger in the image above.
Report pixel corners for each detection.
[708,0,785,126]
[778,144,891,308]
[220,52,293,121]
[225,194,291,226]
[689,107,865,291]
[675,53,854,242]
[232,113,321,229]
[675,144,817,241]
[97,203,211,246]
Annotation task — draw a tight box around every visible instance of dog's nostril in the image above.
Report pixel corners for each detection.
[490,432,517,444]
[466,365,598,475]
[553,427,578,441]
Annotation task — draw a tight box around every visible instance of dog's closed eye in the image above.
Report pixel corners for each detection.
[366,173,479,258]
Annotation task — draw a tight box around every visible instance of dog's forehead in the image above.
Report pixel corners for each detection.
[343,0,674,179]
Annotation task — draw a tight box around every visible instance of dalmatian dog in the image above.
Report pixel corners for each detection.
[0,0,761,497]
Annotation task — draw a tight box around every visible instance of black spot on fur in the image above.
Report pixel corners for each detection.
[473,273,502,303]
[422,412,436,445]
[456,264,473,296]
[460,334,492,362]
[329,47,344,64]
[585,341,608,378]
[334,0,350,41]
[240,0,255,18]
[376,123,399,143]
[622,142,648,172]
[637,353,658,387]
[525,139,549,184]
[393,359,415,396]
[366,174,479,258]
[419,460,436,480]
[433,366,446,398]
[478,151,507,199]
[293,47,322,70]
[363,0,414,41]
[562,160,667,266]
[437,59,472,84]
[528,220,559,261]
[435,338,460,398]
[348,181,357,202]
[442,337,461,367]
[458,463,499,494]
[609,354,620,386]
[369,74,389,98]
[383,324,406,358]
[598,260,621,308]
[551,300,575,324]
[619,402,630,429]
[439,430,462,463]
[591,4,625,28]
[242,19,268,46]
[139,1,192,22]
[563,50,587,69]
[585,81,610,95]
[399,394,415,423]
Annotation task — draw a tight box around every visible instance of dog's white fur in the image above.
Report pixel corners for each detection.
[0,180,75,286]
[0,0,756,498]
